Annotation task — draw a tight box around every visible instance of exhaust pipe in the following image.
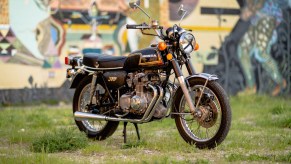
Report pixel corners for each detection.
[74,111,106,121]
[74,84,163,123]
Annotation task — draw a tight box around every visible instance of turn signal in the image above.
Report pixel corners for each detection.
[158,42,167,51]
[166,53,173,60]
[194,43,199,51]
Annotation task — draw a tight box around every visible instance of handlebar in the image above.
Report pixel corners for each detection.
[126,22,166,40]
[126,24,150,29]
[126,23,163,30]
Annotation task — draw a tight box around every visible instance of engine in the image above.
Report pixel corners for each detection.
[119,71,167,118]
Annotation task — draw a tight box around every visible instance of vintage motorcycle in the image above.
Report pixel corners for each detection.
[65,1,231,149]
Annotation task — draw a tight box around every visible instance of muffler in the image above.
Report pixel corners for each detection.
[75,111,106,121]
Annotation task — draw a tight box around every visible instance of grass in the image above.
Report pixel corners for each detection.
[31,128,88,153]
[0,94,290,163]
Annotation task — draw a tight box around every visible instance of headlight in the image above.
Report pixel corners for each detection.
[179,32,196,54]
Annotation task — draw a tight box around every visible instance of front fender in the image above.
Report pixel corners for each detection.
[185,73,218,82]
[171,73,218,116]
[69,73,87,89]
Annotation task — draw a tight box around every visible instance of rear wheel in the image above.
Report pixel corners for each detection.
[73,76,119,140]
[174,78,231,149]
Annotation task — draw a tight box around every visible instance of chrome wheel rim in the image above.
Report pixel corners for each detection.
[179,85,222,142]
[78,83,107,133]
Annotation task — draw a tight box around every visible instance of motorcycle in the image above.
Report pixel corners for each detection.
[65,0,231,149]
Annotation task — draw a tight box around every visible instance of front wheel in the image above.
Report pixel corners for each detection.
[174,77,231,149]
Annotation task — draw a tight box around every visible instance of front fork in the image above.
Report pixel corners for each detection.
[171,59,198,114]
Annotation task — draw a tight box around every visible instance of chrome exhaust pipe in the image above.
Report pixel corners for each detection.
[74,84,162,123]
[144,86,163,122]
[74,111,107,121]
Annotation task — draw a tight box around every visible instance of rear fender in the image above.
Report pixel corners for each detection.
[70,73,87,89]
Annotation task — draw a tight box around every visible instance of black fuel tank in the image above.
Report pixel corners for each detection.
[131,47,164,68]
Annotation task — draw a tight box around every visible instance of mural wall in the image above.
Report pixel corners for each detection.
[202,0,291,95]
[0,0,139,104]
[0,0,290,105]
[165,0,291,96]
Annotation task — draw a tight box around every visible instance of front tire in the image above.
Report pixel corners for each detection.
[174,78,231,149]
[73,76,119,140]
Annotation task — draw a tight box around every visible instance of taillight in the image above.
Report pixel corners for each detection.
[65,56,81,67]
[65,57,70,65]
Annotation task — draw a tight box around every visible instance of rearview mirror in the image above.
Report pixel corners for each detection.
[129,0,141,9]
[178,4,186,16]
[178,4,187,24]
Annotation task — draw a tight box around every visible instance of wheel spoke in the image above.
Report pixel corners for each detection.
[206,128,209,139]
[194,124,201,138]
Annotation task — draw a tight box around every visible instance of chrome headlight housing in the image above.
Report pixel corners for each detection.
[179,32,196,54]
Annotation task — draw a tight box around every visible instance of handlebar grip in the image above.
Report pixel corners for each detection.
[126,24,140,29]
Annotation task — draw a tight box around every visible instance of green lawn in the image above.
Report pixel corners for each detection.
[0,94,290,163]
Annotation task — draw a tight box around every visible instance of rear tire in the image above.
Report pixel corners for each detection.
[174,78,231,149]
[73,76,119,140]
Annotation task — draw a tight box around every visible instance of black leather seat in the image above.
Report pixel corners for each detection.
[83,53,127,68]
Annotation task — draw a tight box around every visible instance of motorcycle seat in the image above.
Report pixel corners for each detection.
[83,53,127,69]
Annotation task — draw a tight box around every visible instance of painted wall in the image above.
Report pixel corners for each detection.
[164,0,291,96]
[0,0,290,105]
[201,0,291,95]
[0,0,136,90]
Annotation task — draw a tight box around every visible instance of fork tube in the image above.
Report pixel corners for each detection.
[89,73,97,105]
[171,59,196,113]
[185,58,196,75]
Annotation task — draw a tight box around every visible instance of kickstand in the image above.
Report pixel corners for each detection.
[122,122,141,144]
[123,122,128,143]
[133,123,141,141]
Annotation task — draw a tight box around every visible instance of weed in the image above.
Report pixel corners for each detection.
[31,128,88,153]
[195,159,209,164]
[271,105,286,114]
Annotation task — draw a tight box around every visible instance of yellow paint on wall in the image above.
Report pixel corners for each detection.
[63,24,117,31]
[0,0,9,24]
[182,25,233,32]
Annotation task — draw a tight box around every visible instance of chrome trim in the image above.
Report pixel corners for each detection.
[165,83,177,117]
[140,84,159,121]
[83,66,95,73]
[179,32,195,54]
[144,85,163,122]
[77,58,83,66]
[89,73,97,105]
[177,76,196,114]
[195,75,214,109]
[83,65,123,71]
[185,73,218,81]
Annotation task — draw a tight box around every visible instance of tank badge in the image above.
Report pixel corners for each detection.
[108,77,117,82]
